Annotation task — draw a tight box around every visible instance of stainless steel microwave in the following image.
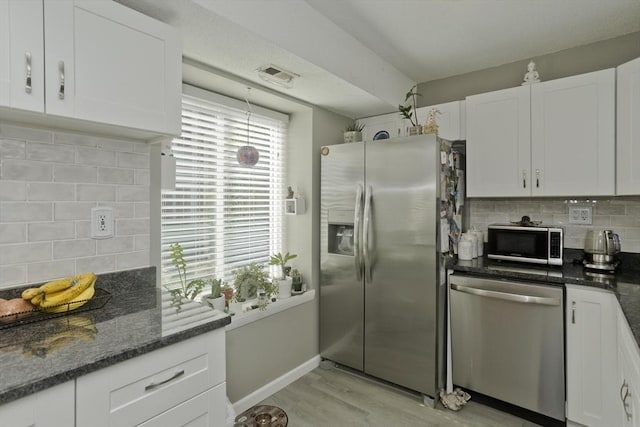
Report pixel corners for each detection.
[487,225,564,266]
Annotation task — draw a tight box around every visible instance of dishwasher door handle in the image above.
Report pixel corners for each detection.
[450,283,561,306]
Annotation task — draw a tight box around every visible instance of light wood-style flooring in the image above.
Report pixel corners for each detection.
[259,365,541,426]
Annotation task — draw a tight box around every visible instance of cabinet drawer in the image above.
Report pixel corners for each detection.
[76,328,225,427]
[138,382,226,427]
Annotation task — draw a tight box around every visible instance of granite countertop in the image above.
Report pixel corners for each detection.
[0,267,230,405]
[449,250,640,345]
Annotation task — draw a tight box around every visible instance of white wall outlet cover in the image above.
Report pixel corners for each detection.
[568,206,593,225]
[91,207,114,239]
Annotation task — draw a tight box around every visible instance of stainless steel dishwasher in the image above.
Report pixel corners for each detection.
[449,274,565,421]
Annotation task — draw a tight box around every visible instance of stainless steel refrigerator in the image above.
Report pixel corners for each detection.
[320,134,462,399]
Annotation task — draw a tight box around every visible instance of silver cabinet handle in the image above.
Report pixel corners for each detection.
[621,380,632,421]
[450,283,561,306]
[144,370,185,391]
[354,184,363,280]
[571,301,575,324]
[58,61,65,99]
[363,185,372,282]
[536,169,540,188]
[522,170,527,189]
[25,52,32,93]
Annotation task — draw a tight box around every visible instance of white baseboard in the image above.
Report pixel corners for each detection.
[232,354,321,414]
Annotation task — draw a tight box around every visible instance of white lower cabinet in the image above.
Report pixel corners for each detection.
[566,285,618,427]
[618,309,640,427]
[0,381,74,427]
[76,328,226,427]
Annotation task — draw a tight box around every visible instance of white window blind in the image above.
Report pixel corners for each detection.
[161,86,288,289]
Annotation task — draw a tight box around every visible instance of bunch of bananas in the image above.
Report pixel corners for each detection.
[21,273,97,313]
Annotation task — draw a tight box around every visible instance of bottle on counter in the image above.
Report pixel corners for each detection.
[458,234,474,261]
[469,228,484,257]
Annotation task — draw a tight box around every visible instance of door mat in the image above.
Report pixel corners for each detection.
[235,404,288,427]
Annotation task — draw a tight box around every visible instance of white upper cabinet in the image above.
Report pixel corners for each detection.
[617,57,640,195]
[0,0,45,113]
[466,69,615,197]
[466,86,531,197]
[531,69,615,196]
[415,100,466,141]
[0,0,181,138]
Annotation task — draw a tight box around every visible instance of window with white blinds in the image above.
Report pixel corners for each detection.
[161,85,288,289]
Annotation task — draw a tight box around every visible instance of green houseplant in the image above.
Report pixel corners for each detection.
[232,263,270,302]
[165,243,206,312]
[290,268,303,292]
[269,252,297,298]
[203,277,226,311]
[344,122,365,143]
[398,85,422,135]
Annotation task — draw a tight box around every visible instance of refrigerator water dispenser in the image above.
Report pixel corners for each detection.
[328,209,355,256]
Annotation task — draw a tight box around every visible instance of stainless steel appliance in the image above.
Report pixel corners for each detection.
[449,274,565,421]
[584,229,621,271]
[487,222,563,265]
[320,134,460,399]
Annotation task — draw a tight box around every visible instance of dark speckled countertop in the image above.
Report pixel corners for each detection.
[0,267,230,405]
[450,249,640,345]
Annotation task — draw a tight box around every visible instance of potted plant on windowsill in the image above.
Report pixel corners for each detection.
[232,263,270,303]
[165,243,206,313]
[202,277,226,312]
[344,122,365,143]
[290,268,303,293]
[398,84,422,136]
[269,251,297,299]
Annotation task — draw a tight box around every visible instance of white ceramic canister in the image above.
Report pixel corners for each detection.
[458,234,474,261]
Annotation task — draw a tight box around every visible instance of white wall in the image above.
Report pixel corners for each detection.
[0,123,151,288]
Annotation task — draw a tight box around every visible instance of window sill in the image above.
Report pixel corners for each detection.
[225,289,316,332]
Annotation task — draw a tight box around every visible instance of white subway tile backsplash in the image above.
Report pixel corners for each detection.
[28,222,75,242]
[117,218,149,235]
[116,250,149,270]
[1,202,52,222]
[53,239,96,259]
[0,124,52,143]
[0,224,26,244]
[0,242,51,265]
[1,125,150,285]
[1,160,53,181]
[53,164,97,183]
[28,183,75,201]
[76,147,117,167]
[118,185,149,202]
[77,184,116,201]
[118,152,149,169]
[98,167,134,185]
[0,265,26,288]
[27,143,75,163]
[0,139,26,159]
[54,202,95,221]
[76,255,116,274]
[27,260,75,283]
[97,236,134,254]
[0,181,26,201]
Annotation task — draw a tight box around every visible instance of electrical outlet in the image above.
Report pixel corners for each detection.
[91,207,114,239]
[568,206,592,225]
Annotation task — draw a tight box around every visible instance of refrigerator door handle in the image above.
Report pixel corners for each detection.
[354,184,364,280]
[363,185,372,282]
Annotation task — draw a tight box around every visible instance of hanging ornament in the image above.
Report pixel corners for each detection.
[237,88,260,167]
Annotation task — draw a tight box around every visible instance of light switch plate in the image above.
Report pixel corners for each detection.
[91,207,114,239]
[569,206,592,225]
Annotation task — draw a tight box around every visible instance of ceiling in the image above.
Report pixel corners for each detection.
[117,0,640,118]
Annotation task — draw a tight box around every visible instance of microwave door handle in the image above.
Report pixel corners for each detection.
[363,185,372,282]
[354,184,363,280]
[450,283,561,306]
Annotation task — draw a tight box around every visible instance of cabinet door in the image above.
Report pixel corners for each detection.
[0,0,44,112]
[618,309,640,427]
[138,383,226,427]
[416,100,466,141]
[0,381,74,427]
[531,69,615,196]
[617,57,640,195]
[44,0,181,135]
[466,86,531,197]
[566,285,618,426]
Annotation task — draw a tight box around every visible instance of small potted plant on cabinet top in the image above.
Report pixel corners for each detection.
[344,122,365,143]
[269,251,297,299]
[398,85,422,136]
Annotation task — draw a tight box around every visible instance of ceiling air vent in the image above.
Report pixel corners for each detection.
[256,64,299,89]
